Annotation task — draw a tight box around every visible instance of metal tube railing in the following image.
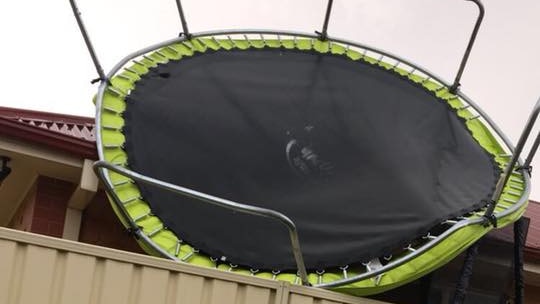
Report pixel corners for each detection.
[93,160,310,286]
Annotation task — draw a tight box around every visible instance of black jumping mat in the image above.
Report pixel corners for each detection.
[123,47,499,270]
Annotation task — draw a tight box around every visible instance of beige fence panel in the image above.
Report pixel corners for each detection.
[0,228,386,304]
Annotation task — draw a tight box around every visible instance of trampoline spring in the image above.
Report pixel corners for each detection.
[443,219,458,225]
[112,179,131,187]
[310,38,315,49]
[210,257,219,268]
[277,34,283,46]
[376,55,384,65]
[344,45,350,55]
[210,36,221,48]
[243,35,252,47]
[259,34,266,45]
[124,67,140,76]
[503,198,518,204]
[228,263,238,272]
[272,270,281,280]
[407,68,417,76]
[434,84,447,92]
[294,272,300,285]
[142,55,157,65]
[467,115,480,121]
[102,125,121,132]
[496,203,511,210]
[510,184,524,191]
[457,104,471,111]
[249,268,259,276]
[339,265,349,279]
[511,171,523,178]
[194,38,208,52]
[131,60,146,67]
[361,49,367,58]
[392,61,400,70]
[404,244,416,252]
[383,255,393,261]
[102,143,123,149]
[181,248,199,262]
[155,50,169,59]
[328,41,333,51]
[510,177,524,184]
[111,161,127,166]
[421,76,431,84]
[506,190,522,197]
[147,225,163,237]
[293,36,298,48]
[227,36,238,49]
[180,41,195,51]
[106,87,126,98]
[373,275,383,286]
[165,46,179,55]
[315,270,325,284]
[116,74,134,82]
[132,211,150,222]
[498,153,512,158]
[422,233,437,240]
[174,240,182,256]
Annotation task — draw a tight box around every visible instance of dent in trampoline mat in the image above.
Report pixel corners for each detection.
[122,47,500,270]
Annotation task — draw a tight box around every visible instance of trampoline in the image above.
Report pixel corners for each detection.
[71,0,538,297]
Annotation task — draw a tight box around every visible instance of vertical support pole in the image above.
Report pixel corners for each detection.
[175,0,191,37]
[317,0,334,40]
[449,0,484,93]
[69,0,106,83]
[514,217,525,304]
[451,242,480,304]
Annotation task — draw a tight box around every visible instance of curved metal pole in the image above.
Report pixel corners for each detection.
[450,0,484,93]
[69,0,106,83]
[93,160,310,286]
[174,0,191,37]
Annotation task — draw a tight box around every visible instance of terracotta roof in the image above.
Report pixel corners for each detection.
[0,107,97,159]
[524,201,540,259]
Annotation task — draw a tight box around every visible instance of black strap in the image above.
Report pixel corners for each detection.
[451,241,481,304]
[514,217,526,304]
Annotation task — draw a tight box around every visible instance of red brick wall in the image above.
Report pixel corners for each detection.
[79,190,144,254]
[7,175,143,254]
[8,183,36,232]
[29,176,73,237]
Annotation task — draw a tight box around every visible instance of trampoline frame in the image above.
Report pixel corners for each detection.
[70,0,538,290]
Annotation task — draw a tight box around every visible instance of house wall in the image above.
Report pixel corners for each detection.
[31,176,72,237]
[8,182,36,232]
[79,190,144,254]
[7,175,141,253]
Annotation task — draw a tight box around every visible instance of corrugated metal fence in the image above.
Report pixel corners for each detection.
[0,228,386,304]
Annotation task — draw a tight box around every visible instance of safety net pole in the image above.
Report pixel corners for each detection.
[450,0,484,93]
[317,0,334,40]
[69,0,106,83]
[514,217,525,304]
[174,0,191,37]
[485,97,540,223]
[451,241,480,304]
